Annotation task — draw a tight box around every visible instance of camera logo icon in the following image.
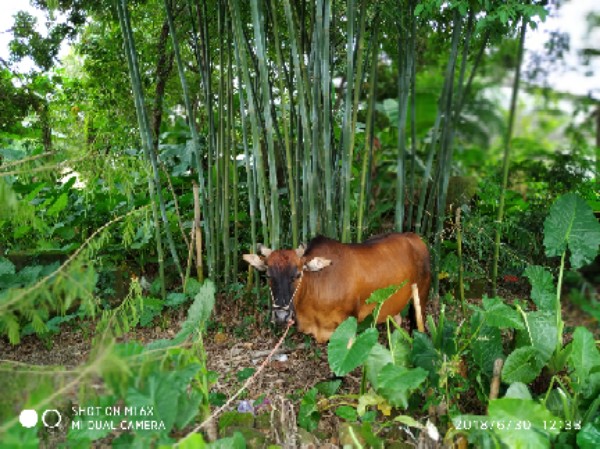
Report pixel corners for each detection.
[19,409,62,429]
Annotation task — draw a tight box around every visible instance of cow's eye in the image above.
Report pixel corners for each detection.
[293,272,301,280]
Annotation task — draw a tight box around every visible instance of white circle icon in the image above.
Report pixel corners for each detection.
[19,409,38,428]
[42,409,62,429]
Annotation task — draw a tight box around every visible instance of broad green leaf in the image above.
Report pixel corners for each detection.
[175,390,203,430]
[471,312,504,377]
[515,311,557,364]
[488,398,561,442]
[179,280,215,337]
[544,388,571,420]
[482,296,524,329]
[46,192,69,216]
[365,284,403,305]
[0,257,16,277]
[504,382,532,399]
[328,317,378,376]
[568,326,600,399]
[335,405,358,421]
[298,388,320,432]
[543,193,600,269]
[209,431,246,449]
[524,265,555,311]
[160,433,206,449]
[365,343,392,390]
[165,292,187,307]
[411,332,440,382]
[315,379,342,397]
[502,346,543,384]
[577,418,600,449]
[376,364,428,409]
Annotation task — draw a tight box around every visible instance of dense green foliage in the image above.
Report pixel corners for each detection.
[0,0,598,446]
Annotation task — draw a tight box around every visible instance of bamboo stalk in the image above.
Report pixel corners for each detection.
[395,4,414,233]
[193,182,204,283]
[117,0,183,289]
[283,0,314,239]
[230,0,270,246]
[430,9,463,299]
[340,0,356,242]
[268,0,298,246]
[250,0,281,249]
[357,25,379,242]
[455,207,466,315]
[492,19,527,297]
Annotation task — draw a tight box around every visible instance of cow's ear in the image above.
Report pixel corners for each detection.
[304,257,332,272]
[243,254,267,271]
[295,243,306,258]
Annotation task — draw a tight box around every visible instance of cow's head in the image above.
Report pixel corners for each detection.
[243,244,332,324]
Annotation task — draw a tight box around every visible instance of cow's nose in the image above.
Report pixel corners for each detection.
[273,309,290,324]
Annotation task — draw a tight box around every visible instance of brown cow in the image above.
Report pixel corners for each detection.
[243,233,431,343]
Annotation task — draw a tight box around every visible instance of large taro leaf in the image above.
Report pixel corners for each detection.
[515,311,558,364]
[488,398,560,447]
[470,311,504,377]
[482,296,525,329]
[376,363,428,409]
[543,193,600,269]
[411,332,441,382]
[567,326,600,399]
[524,265,555,311]
[502,346,543,384]
[328,317,379,376]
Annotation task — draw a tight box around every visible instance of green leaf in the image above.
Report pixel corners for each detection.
[577,418,600,449]
[482,297,524,329]
[365,284,403,305]
[524,266,555,311]
[209,431,246,449]
[568,326,600,399]
[298,388,320,432]
[376,364,428,409]
[472,326,504,376]
[502,346,543,384]
[161,433,206,449]
[0,257,16,277]
[165,292,187,307]
[411,332,440,382]
[393,415,425,429]
[365,343,392,390]
[504,382,532,399]
[357,391,389,417]
[175,390,203,430]
[516,311,558,364]
[315,379,342,397]
[47,192,69,216]
[335,406,358,421]
[488,398,561,444]
[543,193,600,269]
[328,317,378,376]
[178,280,215,338]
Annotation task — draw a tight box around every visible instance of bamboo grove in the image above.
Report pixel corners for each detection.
[115,0,549,295]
